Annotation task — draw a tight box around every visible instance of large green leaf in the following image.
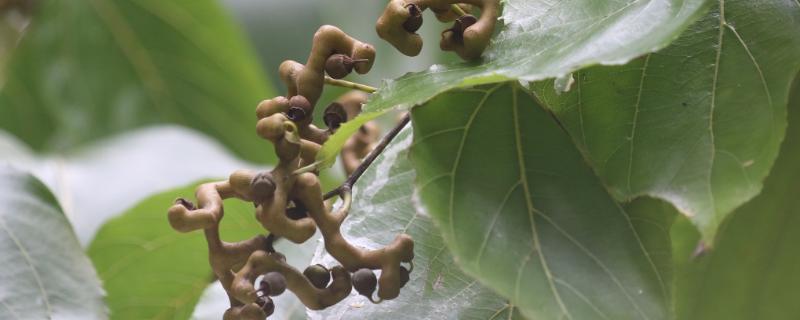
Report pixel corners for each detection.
[311,127,524,319]
[0,0,275,162]
[87,182,265,319]
[671,79,800,320]
[0,166,106,319]
[531,0,800,240]
[410,83,668,319]
[317,0,711,167]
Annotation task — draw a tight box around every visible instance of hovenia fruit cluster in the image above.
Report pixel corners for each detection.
[166,1,498,318]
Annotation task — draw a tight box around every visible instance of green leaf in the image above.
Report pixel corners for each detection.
[671,79,800,320]
[87,182,264,319]
[312,126,525,319]
[0,166,106,319]
[0,126,255,245]
[0,0,275,163]
[317,0,711,167]
[530,0,800,240]
[410,83,668,319]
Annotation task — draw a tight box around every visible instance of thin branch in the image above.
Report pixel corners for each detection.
[451,4,467,17]
[275,115,411,247]
[324,113,411,200]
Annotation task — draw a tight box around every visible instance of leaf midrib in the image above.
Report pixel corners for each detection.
[510,84,572,320]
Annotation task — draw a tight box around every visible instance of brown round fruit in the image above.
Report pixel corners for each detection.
[398,266,410,287]
[303,264,331,289]
[323,102,347,130]
[352,268,377,298]
[286,95,312,122]
[259,272,287,296]
[325,54,353,79]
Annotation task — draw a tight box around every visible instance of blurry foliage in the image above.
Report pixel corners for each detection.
[0,0,275,163]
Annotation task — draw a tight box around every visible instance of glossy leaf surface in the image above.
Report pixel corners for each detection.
[532,0,800,239]
[411,84,668,319]
[312,127,524,320]
[318,0,711,167]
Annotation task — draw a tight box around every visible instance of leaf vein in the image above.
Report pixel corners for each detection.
[474,180,523,271]
[448,84,503,252]
[511,84,572,319]
[626,54,651,194]
[0,215,53,316]
[553,277,611,320]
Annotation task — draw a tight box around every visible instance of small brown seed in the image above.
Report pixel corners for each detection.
[403,4,423,33]
[352,268,377,298]
[303,264,331,289]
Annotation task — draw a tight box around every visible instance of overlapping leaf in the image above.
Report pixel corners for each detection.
[0,0,275,162]
[311,127,524,320]
[410,84,668,319]
[531,0,800,240]
[0,166,106,319]
[317,0,711,167]
[670,80,800,320]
